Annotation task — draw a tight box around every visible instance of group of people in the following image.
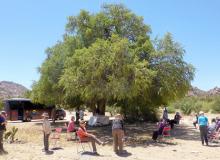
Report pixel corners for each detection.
[193,111,220,146]
[41,112,126,155]
[152,107,182,141]
[3,107,218,156]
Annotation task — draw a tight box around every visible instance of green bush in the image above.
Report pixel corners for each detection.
[167,105,175,113]
[120,104,158,122]
[106,105,121,116]
[4,126,18,143]
[0,100,3,111]
[211,97,220,113]
[193,101,203,114]
[202,101,212,113]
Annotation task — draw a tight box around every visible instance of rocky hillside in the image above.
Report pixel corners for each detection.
[0,81,28,100]
[188,86,220,97]
[207,87,220,96]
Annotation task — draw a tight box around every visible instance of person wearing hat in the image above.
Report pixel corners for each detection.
[0,111,8,154]
[77,119,105,155]
[198,111,209,146]
[42,112,51,153]
[112,114,125,154]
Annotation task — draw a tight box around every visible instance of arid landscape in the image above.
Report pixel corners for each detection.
[1,1,220,160]
[1,114,220,160]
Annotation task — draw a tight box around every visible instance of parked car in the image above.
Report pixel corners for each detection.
[55,109,66,120]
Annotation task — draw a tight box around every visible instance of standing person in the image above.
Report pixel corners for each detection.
[79,109,84,120]
[112,114,125,154]
[162,106,168,121]
[193,114,198,128]
[198,111,209,146]
[42,112,52,154]
[67,116,77,141]
[75,107,80,124]
[77,120,105,155]
[0,111,8,155]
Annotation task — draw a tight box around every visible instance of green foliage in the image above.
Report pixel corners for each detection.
[60,36,155,105]
[0,99,3,110]
[167,105,175,114]
[23,90,31,99]
[211,96,220,113]
[31,4,194,121]
[106,105,121,116]
[171,95,220,115]
[150,33,195,104]
[170,97,196,115]
[4,126,18,143]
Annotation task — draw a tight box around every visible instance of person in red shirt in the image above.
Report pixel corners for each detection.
[67,116,77,140]
[77,120,105,154]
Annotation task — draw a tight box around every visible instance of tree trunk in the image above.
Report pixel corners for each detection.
[88,101,96,116]
[97,99,106,115]
[75,106,80,124]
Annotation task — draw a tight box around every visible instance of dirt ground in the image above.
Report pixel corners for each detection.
[1,114,220,160]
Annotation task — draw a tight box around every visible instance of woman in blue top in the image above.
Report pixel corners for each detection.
[198,111,208,146]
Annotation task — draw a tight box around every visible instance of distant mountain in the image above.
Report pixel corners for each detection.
[207,87,220,96]
[0,81,28,100]
[188,86,220,97]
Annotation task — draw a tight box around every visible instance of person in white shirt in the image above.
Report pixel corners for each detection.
[42,112,51,153]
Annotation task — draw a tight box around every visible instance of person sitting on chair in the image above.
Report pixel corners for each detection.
[67,116,77,141]
[77,119,105,155]
[152,119,167,141]
[168,112,182,129]
[174,112,182,124]
[208,118,216,135]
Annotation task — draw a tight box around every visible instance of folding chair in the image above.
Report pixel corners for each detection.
[162,126,171,138]
[208,130,220,143]
[51,128,62,148]
[65,122,77,141]
[158,126,172,143]
[76,131,92,153]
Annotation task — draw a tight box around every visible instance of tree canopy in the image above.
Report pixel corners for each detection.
[30,4,194,120]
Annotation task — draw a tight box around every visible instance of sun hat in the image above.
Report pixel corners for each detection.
[1,111,7,117]
[199,111,204,115]
[1,111,6,114]
[42,112,49,117]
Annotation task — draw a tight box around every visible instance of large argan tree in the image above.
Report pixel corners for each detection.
[31,4,194,120]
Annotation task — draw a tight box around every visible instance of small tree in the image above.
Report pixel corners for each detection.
[4,126,18,143]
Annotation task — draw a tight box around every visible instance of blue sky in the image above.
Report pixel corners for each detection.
[0,0,220,91]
